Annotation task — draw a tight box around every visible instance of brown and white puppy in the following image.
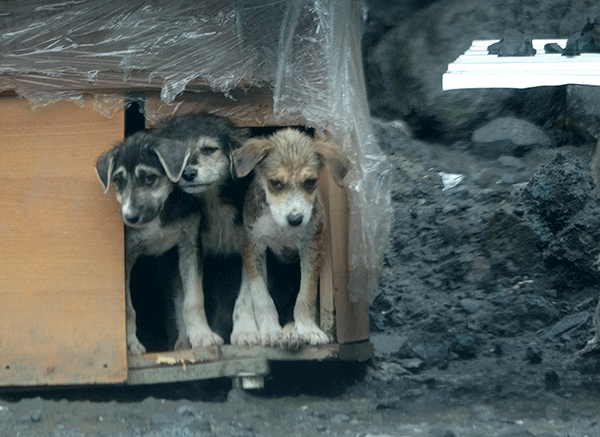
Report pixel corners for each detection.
[154,113,250,341]
[95,131,223,354]
[231,128,350,347]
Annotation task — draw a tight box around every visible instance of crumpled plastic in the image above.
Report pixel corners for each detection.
[0,0,392,305]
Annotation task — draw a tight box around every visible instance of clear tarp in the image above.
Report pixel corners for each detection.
[0,0,392,304]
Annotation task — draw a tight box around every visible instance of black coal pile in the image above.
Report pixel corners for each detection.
[367,119,600,401]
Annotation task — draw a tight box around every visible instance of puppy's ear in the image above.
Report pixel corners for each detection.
[314,140,350,187]
[233,138,273,178]
[95,149,115,194]
[229,127,250,150]
[154,139,191,182]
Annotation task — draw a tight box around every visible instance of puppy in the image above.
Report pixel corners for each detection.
[95,130,223,354]
[231,128,350,347]
[154,113,250,341]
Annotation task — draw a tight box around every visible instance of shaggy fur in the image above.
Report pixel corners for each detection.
[230,128,350,348]
[95,131,223,354]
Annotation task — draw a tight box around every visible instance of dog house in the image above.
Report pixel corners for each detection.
[0,0,392,389]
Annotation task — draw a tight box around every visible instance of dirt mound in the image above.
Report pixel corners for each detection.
[370,131,600,402]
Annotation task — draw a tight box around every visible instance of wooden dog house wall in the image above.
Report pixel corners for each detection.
[0,89,372,389]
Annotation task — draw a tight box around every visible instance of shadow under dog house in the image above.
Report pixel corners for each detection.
[0,0,392,389]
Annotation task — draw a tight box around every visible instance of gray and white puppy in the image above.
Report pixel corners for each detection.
[95,131,223,354]
[154,113,250,341]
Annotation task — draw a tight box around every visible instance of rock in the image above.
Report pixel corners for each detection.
[487,292,559,336]
[497,155,525,169]
[487,28,536,56]
[496,429,535,437]
[329,413,350,425]
[398,358,424,371]
[451,333,478,359]
[484,204,543,273]
[18,409,43,424]
[371,333,408,355]
[471,117,553,159]
[544,42,564,53]
[545,311,590,339]
[562,16,600,56]
[522,153,594,234]
[395,334,449,369]
[544,369,561,390]
[370,361,412,382]
[565,85,600,141]
[525,345,543,364]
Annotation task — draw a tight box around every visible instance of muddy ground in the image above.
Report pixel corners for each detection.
[3,122,600,437]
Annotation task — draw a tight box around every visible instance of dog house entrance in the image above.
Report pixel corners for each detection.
[121,97,371,387]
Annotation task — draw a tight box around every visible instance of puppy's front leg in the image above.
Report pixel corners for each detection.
[244,239,285,347]
[290,229,329,346]
[124,249,146,355]
[171,275,191,350]
[230,278,261,346]
[178,234,223,348]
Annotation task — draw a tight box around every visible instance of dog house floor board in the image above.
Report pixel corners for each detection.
[0,98,127,387]
[125,343,373,386]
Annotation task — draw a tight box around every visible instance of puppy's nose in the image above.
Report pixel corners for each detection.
[182,168,197,182]
[287,213,304,227]
[124,214,140,225]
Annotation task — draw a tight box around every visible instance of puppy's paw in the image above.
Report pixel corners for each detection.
[294,322,330,346]
[260,328,285,347]
[231,331,261,346]
[231,317,261,346]
[188,328,224,348]
[173,336,191,351]
[127,337,147,355]
[280,323,302,350]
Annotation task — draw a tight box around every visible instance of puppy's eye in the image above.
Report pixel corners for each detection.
[269,179,284,191]
[143,174,158,186]
[303,178,317,191]
[112,175,125,190]
[201,147,218,156]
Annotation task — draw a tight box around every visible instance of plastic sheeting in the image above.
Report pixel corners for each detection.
[0,0,392,304]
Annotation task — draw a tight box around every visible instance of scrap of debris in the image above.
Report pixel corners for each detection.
[487,28,536,56]
[544,16,600,55]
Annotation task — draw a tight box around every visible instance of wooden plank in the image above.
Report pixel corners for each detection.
[125,343,368,386]
[318,171,338,340]
[127,346,221,370]
[219,344,340,361]
[128,345,341,372]
[322,171,370,344]
[126,358,270,385]
[0,98,127,386]
[144,87,303,128]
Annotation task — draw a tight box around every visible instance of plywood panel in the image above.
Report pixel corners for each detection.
[321,172,370,344]
[144,88,303,127]
[318,174,337,340]
[0,98,127,386]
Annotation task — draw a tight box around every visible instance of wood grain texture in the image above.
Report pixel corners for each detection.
[144,89,304,128]
[322,172,370,344]
[0,98,127,386]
